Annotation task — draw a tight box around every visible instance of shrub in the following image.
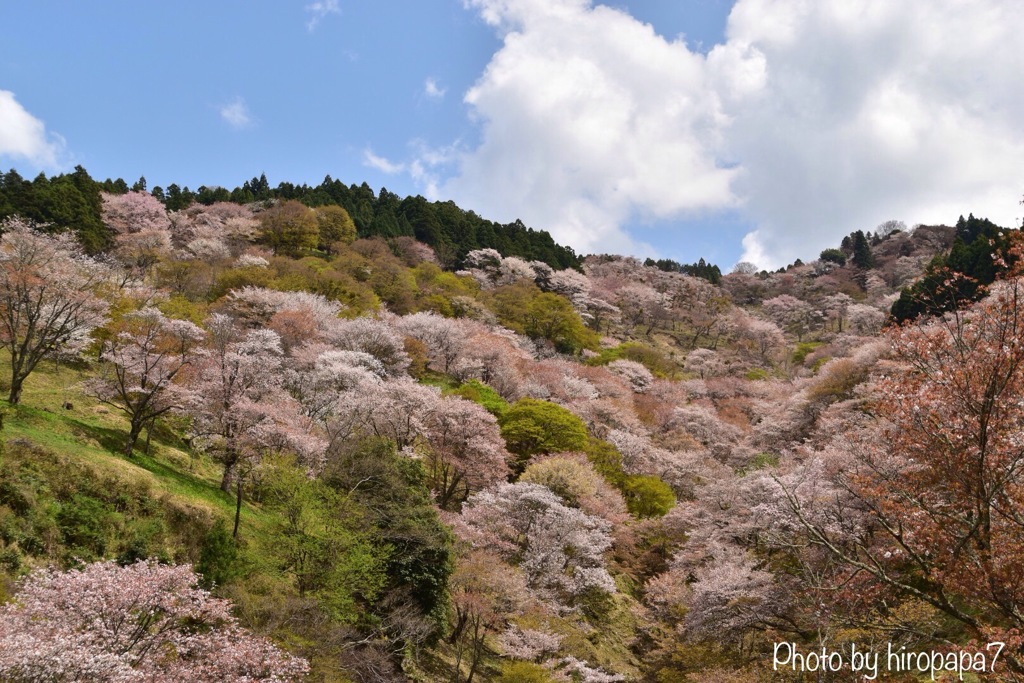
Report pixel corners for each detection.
[622,475,675,518]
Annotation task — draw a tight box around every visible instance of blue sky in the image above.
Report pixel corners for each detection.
[1,0,1021,269]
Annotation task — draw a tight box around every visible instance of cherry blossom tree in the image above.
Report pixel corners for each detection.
[545,268,590,305]
[664,404,741,462]
[330,379,440,450]
[846,303,886,335]
[680,542,781,642]
[0,218,111,404]
[100,191,172,235]
[762,294,821,341]
[0,559,308,682]
[459,482,615,610]
[616,283,663,332]
[395,311,467,374]
[170,202,258,252]
[113,229,172,278]
[822,293,853,332]
[449,328,527,400]
[497,626,562,662]
[731,313,786,366]
[101,191,173,276]
[283,344,385,428]
[186,315,320,493]
[461,249,538,289]
[684,348,725,379]
[224,286,344,334]
[607,359,653,393]
[559,656,625,683]
[85,307,205,456]
[422,395,512,510]
[446,549,532,683]
[324,316,411,377]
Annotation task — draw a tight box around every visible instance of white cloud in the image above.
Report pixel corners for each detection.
[424,78,447,100]
[305,0,340,32]
[0,90,65,169]
[219,97,253,129]
[722,0,1024,267]
[436,0,734,256]
[387,0,1024,266]
[363,149,405,174]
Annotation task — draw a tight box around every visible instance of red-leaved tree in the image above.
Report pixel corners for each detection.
[780,276,1024,675]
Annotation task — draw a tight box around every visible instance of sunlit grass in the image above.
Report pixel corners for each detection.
[1,353,278,536]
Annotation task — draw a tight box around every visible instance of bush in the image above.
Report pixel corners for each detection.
[623,475,675,518]
[56,495,114,559]
[791,341,822,366]
[744,368,770,381]
[498,399,590,471]
[196,519,240,589]
[737,452,779,476]
[806,357,867,404]
[583,437,627,488]
[451,379,509,417]
[588,342,678,378]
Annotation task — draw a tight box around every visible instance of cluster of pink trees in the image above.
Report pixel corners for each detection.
[0,560,308,682]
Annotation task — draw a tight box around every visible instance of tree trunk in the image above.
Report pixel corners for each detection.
[233,473,244,538]
[125,416,145,457]
[465,617,484,683]
[220,456,237,493]
[7,377,23,406]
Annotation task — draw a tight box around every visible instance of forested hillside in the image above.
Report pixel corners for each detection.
[0,168,580,269]
[0,168,1020,682]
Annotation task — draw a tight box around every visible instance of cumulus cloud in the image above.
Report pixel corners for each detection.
[437,0,735,256]
[0,90,65,169]
[721,0,1024,267]
[305,0,340,32]
[219,97,253,129]
[387,0,1024,266]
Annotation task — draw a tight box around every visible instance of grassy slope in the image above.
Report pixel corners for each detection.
[2,355,280,554]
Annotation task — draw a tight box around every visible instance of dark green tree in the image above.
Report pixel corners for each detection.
[325,438,454,637]
[851,230,873,269]
[819,248,847,266]
[890,215,1008,323]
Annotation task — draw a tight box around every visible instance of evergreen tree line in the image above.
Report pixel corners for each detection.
[0,167,581,271]
[891,214,1010,322]
[0,166,111,252]
[643,256,723,284]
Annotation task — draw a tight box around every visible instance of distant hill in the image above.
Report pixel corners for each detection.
[0,167,580,270]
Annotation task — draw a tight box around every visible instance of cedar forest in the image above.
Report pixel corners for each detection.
[0,165,1021,682]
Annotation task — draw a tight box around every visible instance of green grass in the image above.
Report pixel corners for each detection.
[1,355,277,536]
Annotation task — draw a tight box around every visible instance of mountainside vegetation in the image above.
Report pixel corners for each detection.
[0,164,1020,682]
